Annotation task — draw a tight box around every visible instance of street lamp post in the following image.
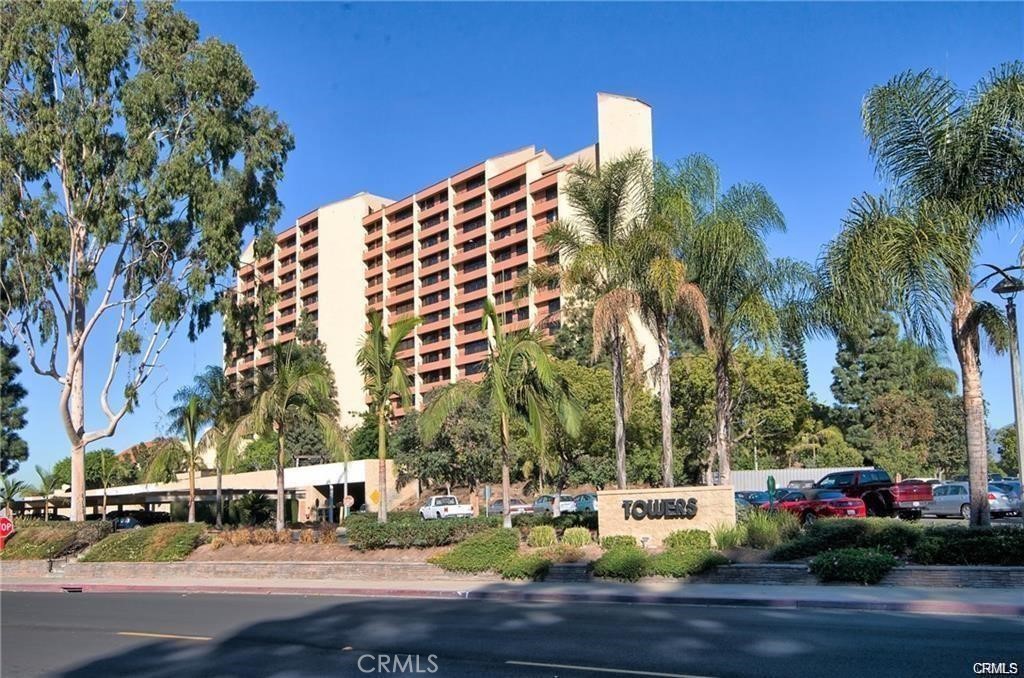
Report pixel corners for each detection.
[992,277,1024,527]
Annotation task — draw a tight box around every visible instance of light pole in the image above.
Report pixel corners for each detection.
[982,264,1024,526]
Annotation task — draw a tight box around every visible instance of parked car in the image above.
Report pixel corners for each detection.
[787,480,816,489]
[736,491,771,505]
[735,495,754,518]
[991,481,1022,509]
[905,477,942,486]
[813,468,932,519]
[758,489,867,525]
[105,510,170,526]
[419,495,473,520]
[574,493,599,512]
[486,497,532,516]
[533,495,577,515]
[112,516,143,530]
[924,483,1020,519]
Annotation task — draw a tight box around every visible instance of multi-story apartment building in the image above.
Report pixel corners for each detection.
[227,93,654,425]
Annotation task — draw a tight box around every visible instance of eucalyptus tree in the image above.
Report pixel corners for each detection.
[421,299,580,528]
[0,2,293,521]
[357,311,421,524]
[230,347,345,530]
[33,465,60,521]
[662,155,814,486]
[819,63,1024,526]
[537,151,651,489]
[1,475,27,514]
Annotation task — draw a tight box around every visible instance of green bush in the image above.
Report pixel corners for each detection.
[561,526,592,547]
[592,546,649,581]
[542,544,584,563]
[743,510,800,549]
[649,549,729,578]
[712,523,747,550]
[600,535,638,551]
[772,518,923,561]
[809,548,899,584]
[663,529,712,551]
[512,511,598,536]
[430,528,519,573]
[347,516,499,550]
[527,525,557,548]
[499,553,552,580]
[1,521,113,560]
[910,526,1024,566]
[81,524,206,562]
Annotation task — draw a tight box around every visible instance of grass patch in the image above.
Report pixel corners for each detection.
[744,510,801,550]
[80,524,207,562]
[1,522,112,560]
[712,523,747,549]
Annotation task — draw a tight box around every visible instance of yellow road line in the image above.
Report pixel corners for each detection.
[116,631,212,642]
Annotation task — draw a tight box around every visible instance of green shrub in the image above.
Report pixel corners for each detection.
[527,525,557,548]
[772,518,923,561]
[512,512,598,539]
[809,548,898,584]
[910,526,1024,566]
[663,529,712,551]
[542,544,584,563]
[592,546,649,581]
[743,510,800,549]
[600,535,638,551]
[81,524,206,562]
[499,553,552,580]
[712,523,747,549]
[347,516,499,550]
[649,549,729,578]
[0,521,113,560]
[430,528,519,573]
[561,527,592,547]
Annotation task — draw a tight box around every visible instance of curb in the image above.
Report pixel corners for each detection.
[3,581,1022,617]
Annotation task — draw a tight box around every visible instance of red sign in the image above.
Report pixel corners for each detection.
[0,516,14,551]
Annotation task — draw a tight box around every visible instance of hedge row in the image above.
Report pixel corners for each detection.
[809,548,899,584]
[592,544,726,581]
[428,528,519,572]
[346,516,500,550]
[772,519,1024,566]
[0,521,112,560]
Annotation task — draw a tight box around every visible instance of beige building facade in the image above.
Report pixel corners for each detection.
[597,486,737,548]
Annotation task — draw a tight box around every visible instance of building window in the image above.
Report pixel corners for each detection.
[544,186,558,201]
[462,277,487,294]
[464,361,485,376]
[465,339,488,355]
[422,290,450,306]
[492,180,522,200]
[462,256,486,274]
[462,298,485,313]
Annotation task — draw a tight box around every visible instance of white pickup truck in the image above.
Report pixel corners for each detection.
[419,495,473,520]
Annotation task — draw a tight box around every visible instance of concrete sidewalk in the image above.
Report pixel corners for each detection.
[3,575,1022,617]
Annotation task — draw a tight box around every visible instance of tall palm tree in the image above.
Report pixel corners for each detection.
[33,465,60,521]
[1,476,28,514]
[148,395,209,523]
[538,150,651,489]
[638,169,711,486]
[97,452,125,518]
[230,346,345,530]
[820,63,1024,526]
[421,299,580,528]
[357,311,421,524]
[662,155,814,486]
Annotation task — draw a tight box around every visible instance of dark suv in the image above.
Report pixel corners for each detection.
[814,469,933,519]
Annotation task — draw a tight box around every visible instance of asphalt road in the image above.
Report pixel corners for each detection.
[2,591,1021,678]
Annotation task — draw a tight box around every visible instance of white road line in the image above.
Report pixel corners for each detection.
[116,631,212,641]
[506,660,716,678]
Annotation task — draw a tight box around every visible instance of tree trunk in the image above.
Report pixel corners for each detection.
[611,328,628,489]
[500,414,513,529]
[658,319,674,487]
[215,463,223,529]
[276,428,287,531]
[69,293,87,522]
[70,439,86,522]
[43,497,49,521]
[187,456,196,524]
[713,351,732,487]
[102,488,108,518]
[952,289,990,527]
[377,409,388,524]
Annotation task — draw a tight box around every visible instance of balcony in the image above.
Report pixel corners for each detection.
[456,285,488,305]
[452,245,486,267]
[456,328,487,346]
[388,268,414,289]
[387,213,414,237]
[420,376,452,395]
[278,296,297,313]
[303,300,319,313]
[531,193,558,216]
[299,245,318,262]
[490,185,526,212]
[456,349,487,368]
[259,268,275,284]
[278,308,297,325]
[419,337,451,354]
[417,217,450,240]
[363,243,384,262]
[454,263,487,286]
[454,203,486,226]
[492,208,528,232]
[534,284,560,304]
[490,224,528,249]
[300,262,319,279]
[388,251,414,271]
[453,184,485,207]
[419,276,450,297]
[419,297,450,316]
[455,305,484,326]
[419,315,452,334]
[419,258,450,278]
[278,260,297,277]
[278,277,297,294]
[301,279,319,296]
[492,250,529,275]
[278,330,295,344]
[300,229,319,246]
[418,199,449,222]
[387,287,415,307]
[454,221,487,246]
[418,239,449,260]
[277,242,297,260]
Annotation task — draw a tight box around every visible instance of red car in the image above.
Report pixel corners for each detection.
[759,489,866,525]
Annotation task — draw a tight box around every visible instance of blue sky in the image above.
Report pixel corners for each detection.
[11,2,1024,480]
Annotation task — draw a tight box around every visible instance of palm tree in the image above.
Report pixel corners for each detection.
[148,395,209,523]
[538,150,651,489]
[33,465,60,521]
[97,452,125,518]
[2,476,28,514]
[230,346,345,531]
[820,63,1024,526]
[661,154,814,486]
[421,299,580,528]
[638,169,711,486]
[357,311,421,524]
